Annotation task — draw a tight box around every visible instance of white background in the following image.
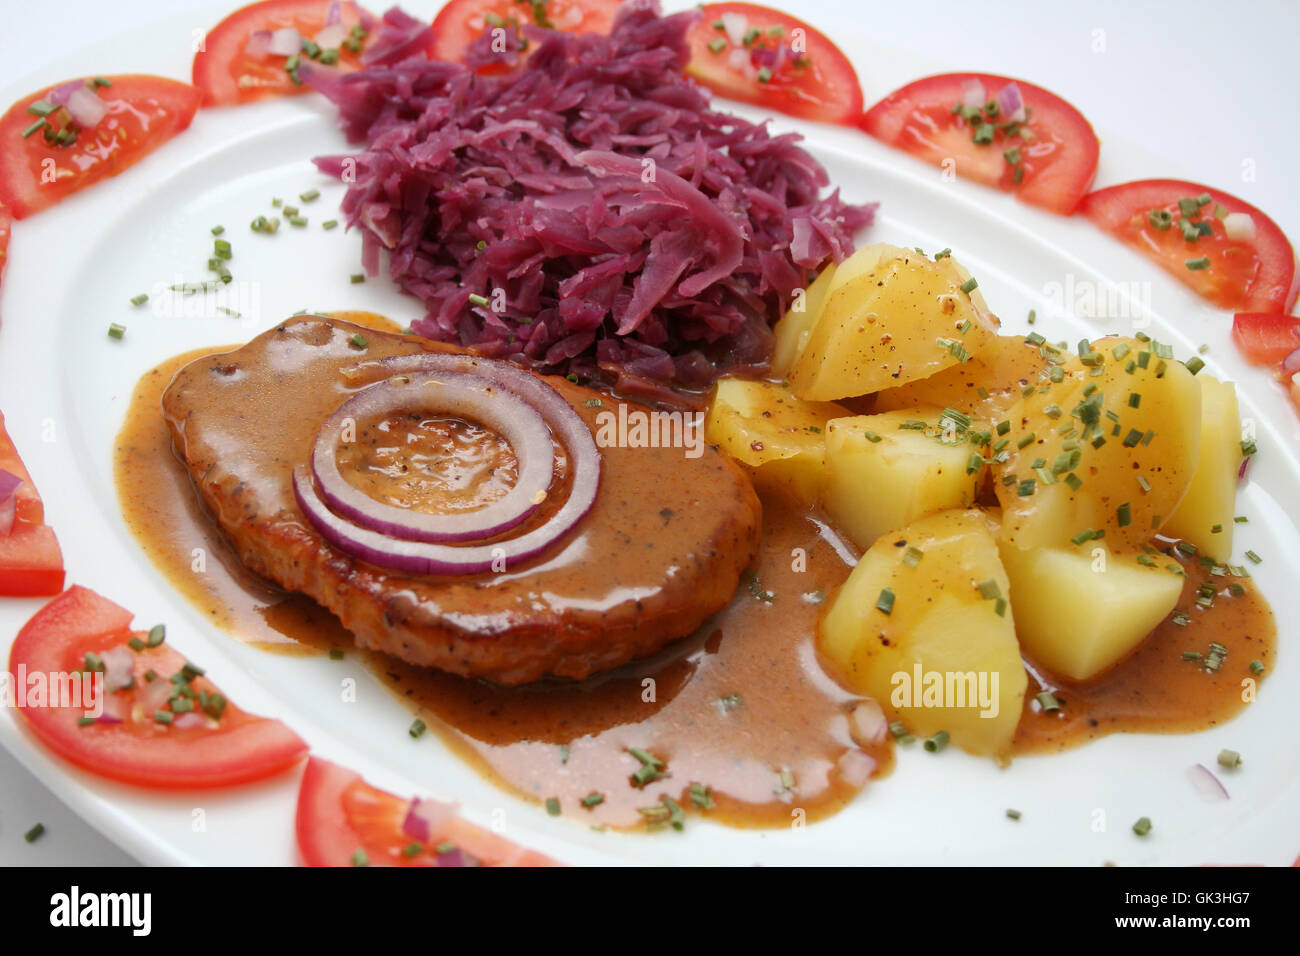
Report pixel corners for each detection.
[0,0,1296,865]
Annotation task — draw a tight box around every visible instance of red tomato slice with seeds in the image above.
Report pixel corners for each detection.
[9,586,307,788]
[0,75,200,220]
[685,3,863,125]
[430,0,620,71]
[296,756,558,866]
[1081,180,1298,314]
[0,411,64,597]
[193,0,378,106]
[1232,312,1300,367]
[861,72,1099,215]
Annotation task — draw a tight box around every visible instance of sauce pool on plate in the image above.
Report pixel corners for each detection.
[114,313,1276,830]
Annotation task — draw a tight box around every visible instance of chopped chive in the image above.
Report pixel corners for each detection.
[1036,691,1062,712]
[959,276,979,294]
[351,848,369,866]
[923,730,950,753]
[1245,550,1262,564]
[23,823,45,844]
[875,588,895,615]
[107,323,126,340]
[409,718,426,738]
[154,710,174,725]
[322,219,339,230]
[545,797,561,816]
[1249,660,1265,675]
[581,791,605,808]
[350,273,365,284]
[1132,816,1153,837]
[1006,808,1022,820]
[756,66,773,83]
[1185,256,1212,271]
[328,648,344,660]
[1217,749,1242,769]
[689,783,715,810]
[1117,503,1132,527]
[1017,432,1037,449]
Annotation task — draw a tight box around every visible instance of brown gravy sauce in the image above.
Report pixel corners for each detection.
[115,317,1277,829]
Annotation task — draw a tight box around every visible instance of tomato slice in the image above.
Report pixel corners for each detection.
[430,0,620,71]
[0,202,11,287]
[0,76,200,220]
[1232,312,1300,367]
[296,756,558,866]
[1081,180,1299,314]
[193,0,378,106]
[0,411,63,596]
[861,72,1099,215]
[685,3,862,125]
[9,586,307,788]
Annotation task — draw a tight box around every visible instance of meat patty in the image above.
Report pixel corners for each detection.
[162,317,761,684]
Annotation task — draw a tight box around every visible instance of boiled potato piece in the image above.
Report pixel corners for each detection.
[706,378,850,504]
[873,334,1050,423]
[1164,375,1242,560]
[999,544,1183,681]
[996,336,1201,552]
[819,509,1027,757]
[771,243,903,378]
[823,407,986,549]
[771,263,839,378]
[787,246,1000,401]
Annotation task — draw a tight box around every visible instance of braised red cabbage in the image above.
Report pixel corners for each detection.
[307,1,874,401]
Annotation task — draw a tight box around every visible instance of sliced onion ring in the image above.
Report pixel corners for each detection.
[312,371,555,542]
[296,353,600,575]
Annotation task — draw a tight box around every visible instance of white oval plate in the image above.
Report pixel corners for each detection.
[2,1,1298,866]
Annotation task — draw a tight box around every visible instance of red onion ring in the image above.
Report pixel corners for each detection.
[1187,763,1230,801]
[295,354,600,575]
[1281,346,1300,377]
[312,372,555,542]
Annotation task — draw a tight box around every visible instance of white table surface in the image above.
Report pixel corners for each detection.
[1,0,1295,866]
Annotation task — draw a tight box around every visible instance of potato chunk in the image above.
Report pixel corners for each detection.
[705,378,849,504]
[771,262,839,378]
[1163,375,1242,560]
[819,509,1027,757]
[995,336,1202,552]
[872,334,1049,423]
[999,544,1183,681]
[823,407,986,549]
[786,246,1000,401]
